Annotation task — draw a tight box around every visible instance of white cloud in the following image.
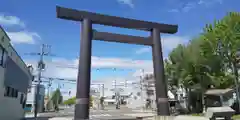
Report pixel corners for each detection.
[169,0,225,13]
[0,14,25,27]
[168,9,179,13]
[117,0,135,8]
[25,56,153,79]
[135,36,189,55]
[25,56,154,98]
[161,36,189,50]
[135,47,151,54]
[0,14,40,44]
[6,31,41,44]
[182,3,195,12]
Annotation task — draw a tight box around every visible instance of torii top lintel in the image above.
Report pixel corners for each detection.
[56,6,178,34]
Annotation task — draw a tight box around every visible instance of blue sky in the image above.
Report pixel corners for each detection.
[1,0,239,95]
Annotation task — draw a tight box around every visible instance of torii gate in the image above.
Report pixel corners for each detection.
[56,6,178,120]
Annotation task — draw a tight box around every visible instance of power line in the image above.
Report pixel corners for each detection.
[25,44,54,118]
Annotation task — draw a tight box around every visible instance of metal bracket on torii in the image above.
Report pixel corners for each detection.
[56,6,178,120]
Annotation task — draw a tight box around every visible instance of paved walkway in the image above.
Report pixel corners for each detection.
[124,112,155,117]
[25,115,228,120]
[173,116,208,120]
[40,115,209,120]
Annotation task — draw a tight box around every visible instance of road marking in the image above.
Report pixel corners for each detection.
[124,113,154,117]
[91,114,111,117]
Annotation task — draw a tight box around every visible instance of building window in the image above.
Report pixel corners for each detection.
[11,88,15,97]
[22,97,26,109]
[0,46,3,66]
[0,45,7,67]
[4,86,10,96]
[13,89,18,98]
[1,36,4,42]
[20,94,24,104]
[4,86,18,98]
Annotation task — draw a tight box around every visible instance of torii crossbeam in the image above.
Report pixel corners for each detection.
[56,6,178,120]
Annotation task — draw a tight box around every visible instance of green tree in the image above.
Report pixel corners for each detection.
[63,96,93,107]
[51,89,62,110]
[63,97,76,105]
[163,12,240,113]
[166,12,240,90]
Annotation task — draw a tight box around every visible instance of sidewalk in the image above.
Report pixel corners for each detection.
[124,112,155,118]
[139,115,208,120]
[49,117,72,120]
[132,109,155,113]
[173,116,208,120]
[25,113,39,118]
[24,115,213,120]
[23,117,52,120]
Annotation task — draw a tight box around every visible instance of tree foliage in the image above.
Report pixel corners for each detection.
[63,97,76,105]
[51,89,63,110]
[63,96,93,107]
[164,12,240,91]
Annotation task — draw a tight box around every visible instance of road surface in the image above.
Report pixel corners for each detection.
[25,105,154,119]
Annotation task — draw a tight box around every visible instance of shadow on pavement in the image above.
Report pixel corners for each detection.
[22,117,53,120]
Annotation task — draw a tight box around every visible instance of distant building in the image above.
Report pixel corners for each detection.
[0,27,33,120]
[26,84,45,113]
[126,74,176,109]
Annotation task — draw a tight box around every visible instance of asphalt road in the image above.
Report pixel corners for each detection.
[25,105,154,120]
[58,105,151,119]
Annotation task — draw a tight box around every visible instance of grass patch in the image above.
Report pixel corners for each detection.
[233,115,240,120]
[189,113,240,120]
[190,113,204,116]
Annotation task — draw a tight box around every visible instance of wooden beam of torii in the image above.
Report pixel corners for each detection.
[56,6,177,33]
[56,6,178,120]
[92,30,153,45]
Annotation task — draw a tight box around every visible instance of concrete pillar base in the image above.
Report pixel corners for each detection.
[152,116,174,120]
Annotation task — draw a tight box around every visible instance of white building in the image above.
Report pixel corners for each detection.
[126,74,176,109]
[26,84,45,113]
[0,27,33,120]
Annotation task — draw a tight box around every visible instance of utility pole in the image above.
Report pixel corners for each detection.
[114,79,117,104]
[140,69,144,110]
[26,44,52,118]
[124,80,128,88]
[101,84,104,97]
[112,68,119,109]
[47,78,53,98]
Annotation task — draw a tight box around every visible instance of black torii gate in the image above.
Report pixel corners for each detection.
[56,6,178,120]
